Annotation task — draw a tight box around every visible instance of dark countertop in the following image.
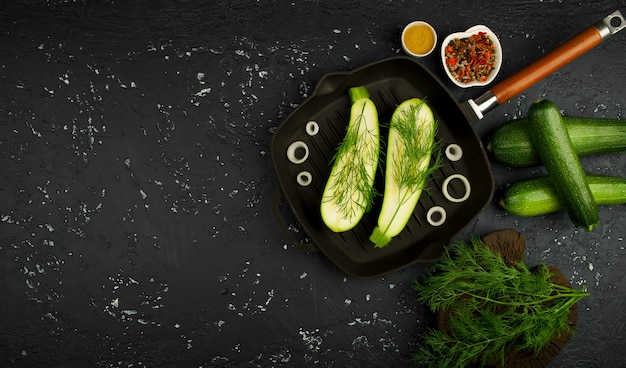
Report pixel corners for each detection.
[1,1,625,367]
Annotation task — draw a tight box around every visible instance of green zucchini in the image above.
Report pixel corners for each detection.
[527,99,599,231]
[320,86,380,232]
[500,175,626,217]
[369,98,438,248]
[488,116,626,167]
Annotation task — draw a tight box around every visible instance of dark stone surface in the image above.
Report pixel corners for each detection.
[1,1,625,367]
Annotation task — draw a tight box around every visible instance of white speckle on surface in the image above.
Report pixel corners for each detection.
[265,289,274,306]
[298,328,323,352]
[352,335,369,347]
[595,271,603,286]
[348,317,371,327]
[299,272,307,279]
[58,74,70,85]
[194,87,212,97]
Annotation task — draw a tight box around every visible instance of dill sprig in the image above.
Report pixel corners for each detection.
[413,238,589,368]
[325,98,379,218]
[388,101,441,207]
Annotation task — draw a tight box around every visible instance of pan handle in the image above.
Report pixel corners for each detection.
[469,10,625,119]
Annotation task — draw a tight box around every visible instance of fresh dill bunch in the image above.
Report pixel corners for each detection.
[412,237,589,368]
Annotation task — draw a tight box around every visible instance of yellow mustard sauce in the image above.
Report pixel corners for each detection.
[403,24,435,55]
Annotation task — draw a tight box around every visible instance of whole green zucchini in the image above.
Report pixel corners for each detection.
[527,99,599,231]
[500,175,626,217]
[488,116,626,167]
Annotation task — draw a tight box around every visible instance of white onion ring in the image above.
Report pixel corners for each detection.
[306,120,319,136]
[286,141,309,164]
[442,173,471,203]
[426,206,447,227]
[445,144,463,161]
[297,171,312,186]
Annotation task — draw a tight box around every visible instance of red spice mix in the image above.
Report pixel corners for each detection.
[444,31,496,84]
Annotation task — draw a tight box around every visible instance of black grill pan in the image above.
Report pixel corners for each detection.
[271,57,492,277]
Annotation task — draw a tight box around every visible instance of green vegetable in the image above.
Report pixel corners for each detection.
[369,98,439,248]
[320,86,380,232]
[527,99,599,231]
[488,115,626,167]
[413,238,588,368]
[500,174,626,217]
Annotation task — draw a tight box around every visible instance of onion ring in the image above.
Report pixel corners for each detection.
[442,173,471,203]
[445,144,463,161]
[306,120,319,136]
[426,206,447,227]
[297,171,312,186]
[286,141,309,164]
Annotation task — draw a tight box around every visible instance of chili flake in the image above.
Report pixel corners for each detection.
[444,31,497,84]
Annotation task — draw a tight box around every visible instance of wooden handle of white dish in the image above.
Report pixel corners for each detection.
[490,26,602,105]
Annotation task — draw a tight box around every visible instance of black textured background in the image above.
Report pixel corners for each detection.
[1,1,625,367]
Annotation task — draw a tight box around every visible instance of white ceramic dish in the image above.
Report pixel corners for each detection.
[440,25,502,88]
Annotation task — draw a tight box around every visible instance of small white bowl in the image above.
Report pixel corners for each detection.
[440,25,502,88]
[401,21,437,58]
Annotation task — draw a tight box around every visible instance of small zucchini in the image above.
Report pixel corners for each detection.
[320,86,380,232]
[527,99,599,231]
[369,98,438,248]
[500,175,626,217]
[488,116,626,167]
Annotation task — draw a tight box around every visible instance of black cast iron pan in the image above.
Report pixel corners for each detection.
[271,11,625,278]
